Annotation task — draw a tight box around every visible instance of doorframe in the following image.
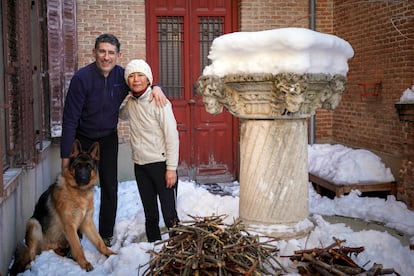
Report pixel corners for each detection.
[145,0,240,182]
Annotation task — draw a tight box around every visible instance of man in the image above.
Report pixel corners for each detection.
[61,34,166,246]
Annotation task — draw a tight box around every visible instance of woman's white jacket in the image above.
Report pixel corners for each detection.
[119,88,179,171]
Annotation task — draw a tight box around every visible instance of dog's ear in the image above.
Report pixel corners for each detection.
[89,142,100,161]
[70,139,83,157]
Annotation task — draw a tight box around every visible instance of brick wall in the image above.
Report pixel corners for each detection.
[332,0,413,156]
[239,0,309,31]
[76,0,146,68]
[332,0,414,207]
[399,159,414,210]
[312,0,334,141]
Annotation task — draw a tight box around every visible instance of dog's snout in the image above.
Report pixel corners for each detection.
[75,167,92,185]
[76,176,91,185]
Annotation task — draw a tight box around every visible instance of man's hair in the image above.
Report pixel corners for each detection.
[95,33,121,52]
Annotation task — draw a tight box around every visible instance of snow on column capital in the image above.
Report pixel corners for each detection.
[196,28,354,119]
[203,27,354,77]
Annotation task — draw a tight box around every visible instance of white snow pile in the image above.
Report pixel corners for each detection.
[202,27,354,77]
[399,84,414,103]
[308,143,395,185]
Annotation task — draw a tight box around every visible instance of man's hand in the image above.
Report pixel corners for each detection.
[150,85,168,107]
[61,158,69,172]
[165,170,177,188]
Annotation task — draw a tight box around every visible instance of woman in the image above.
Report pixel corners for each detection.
[120,59,179,242]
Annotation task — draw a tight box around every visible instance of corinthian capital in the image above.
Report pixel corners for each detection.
[196,73,347,119]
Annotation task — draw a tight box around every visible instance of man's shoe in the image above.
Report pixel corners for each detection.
[103,237,113,247]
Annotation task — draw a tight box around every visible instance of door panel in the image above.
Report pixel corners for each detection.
[192,97,234,182]
[173,101,192,177]
[147,0,238,182]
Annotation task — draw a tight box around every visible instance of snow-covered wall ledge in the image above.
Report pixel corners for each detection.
[395,84,414,122]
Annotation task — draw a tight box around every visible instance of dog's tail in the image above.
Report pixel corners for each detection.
[9,218,43,275]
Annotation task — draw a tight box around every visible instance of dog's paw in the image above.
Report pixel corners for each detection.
[84,262,94,272]
[105,249,117,256]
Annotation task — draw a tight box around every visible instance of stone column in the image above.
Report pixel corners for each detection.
[196,73,347,238]
[239,119,308,224]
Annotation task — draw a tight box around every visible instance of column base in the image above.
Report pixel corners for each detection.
[243,217,315,240]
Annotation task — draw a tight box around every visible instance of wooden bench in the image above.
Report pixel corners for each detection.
[309,173,397,198]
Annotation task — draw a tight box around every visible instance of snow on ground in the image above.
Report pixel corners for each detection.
[14,144,414,275]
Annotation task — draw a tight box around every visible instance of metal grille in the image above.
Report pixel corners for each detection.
[1,0,46,169]
[3,0,21,167]
[157,16,184,99]
[17,0,36,166]
[199,17,223,79]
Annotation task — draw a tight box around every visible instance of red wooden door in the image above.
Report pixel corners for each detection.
[146,0,238,183]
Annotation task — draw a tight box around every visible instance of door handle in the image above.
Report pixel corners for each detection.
[189,99,196,104]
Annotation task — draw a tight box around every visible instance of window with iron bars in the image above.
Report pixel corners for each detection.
[0,0,51,198]
[157,16,184,100]
[156,16,223,98]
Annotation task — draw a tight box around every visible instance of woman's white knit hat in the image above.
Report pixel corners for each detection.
[124,59,153,85]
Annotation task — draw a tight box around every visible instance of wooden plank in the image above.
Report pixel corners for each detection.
[309,173,397,197]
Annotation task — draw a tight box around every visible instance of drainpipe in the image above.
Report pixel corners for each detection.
[309,0,316,145]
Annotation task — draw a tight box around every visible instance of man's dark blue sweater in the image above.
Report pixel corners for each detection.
[60,62,129,158]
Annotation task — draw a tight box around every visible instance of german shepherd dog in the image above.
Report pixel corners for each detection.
[9,140,116,275]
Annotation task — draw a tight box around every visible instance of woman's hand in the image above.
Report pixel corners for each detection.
[165,170,177,188]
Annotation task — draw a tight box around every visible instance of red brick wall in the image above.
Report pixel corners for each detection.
[239,0,309,30]
[332,1,414,157]
[332,0,414,206]
[399,159,414,210]
[239,0,335,33]
[312,0,335,141]
[76,1,146,68]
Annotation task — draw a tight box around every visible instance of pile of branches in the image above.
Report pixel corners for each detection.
[141,215,284,275]
[286,237,401,276]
